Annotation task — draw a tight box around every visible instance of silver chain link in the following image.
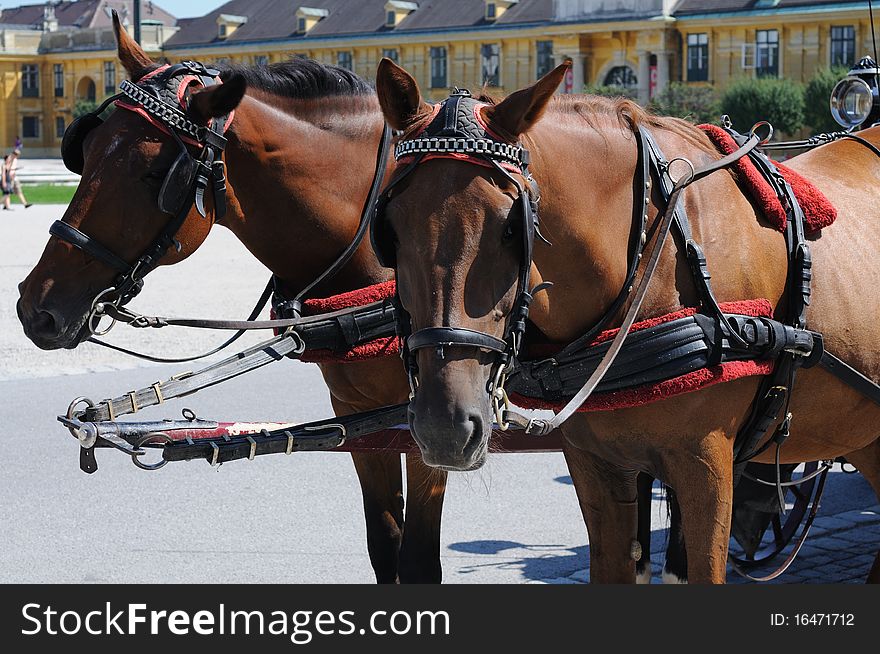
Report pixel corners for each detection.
[119,79,204,141]
[395,136,527,169]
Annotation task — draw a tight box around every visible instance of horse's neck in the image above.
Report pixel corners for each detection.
[220,93,390,298]
[526,116,787,342]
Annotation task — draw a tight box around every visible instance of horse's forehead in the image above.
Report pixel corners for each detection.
[86,113,161,171]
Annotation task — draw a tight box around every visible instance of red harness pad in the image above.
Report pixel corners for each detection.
[698,124,836,234]
[298,280,401,363]
[511,299,776,413]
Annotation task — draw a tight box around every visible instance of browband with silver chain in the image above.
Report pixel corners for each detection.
[394,136,529,170]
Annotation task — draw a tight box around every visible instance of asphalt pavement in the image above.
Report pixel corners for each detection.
[2,205,877,583]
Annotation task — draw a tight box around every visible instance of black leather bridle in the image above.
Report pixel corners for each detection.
[52,61,232,330]
[372,90,548,410]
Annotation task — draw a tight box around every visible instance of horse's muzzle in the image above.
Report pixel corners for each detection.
[408,402,490,471]
[16,294,85,351]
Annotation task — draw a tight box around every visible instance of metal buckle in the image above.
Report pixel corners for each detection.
[246,435,257,461]
[303,423,347,446]
[489,366,512,431]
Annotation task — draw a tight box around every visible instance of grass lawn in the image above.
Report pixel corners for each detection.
[9,184,76,205]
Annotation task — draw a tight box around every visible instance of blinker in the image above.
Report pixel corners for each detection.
[158,148,200,215]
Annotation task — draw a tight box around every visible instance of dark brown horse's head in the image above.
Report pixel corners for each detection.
[376,60,566,470]
[17,13,246,350]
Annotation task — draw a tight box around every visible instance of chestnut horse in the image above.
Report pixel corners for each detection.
[16,18,444,583]
[374,59,880,583]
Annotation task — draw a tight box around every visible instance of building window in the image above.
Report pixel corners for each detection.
[297,17,307,33]
[22,64,39,98]
[481,43,500,86]
[53,64,64,97]
[104,62,116,94]
[687,33,709,81]
[382,48,399,64]
[337,51,353,71]
[22,116,39,139]
[487,2,497,19]
[831,25,856,68]
[386,11,396,27]
[255,55,269,66]
[430,46,447,89]
[603,65,638,89]
[536,41,554,78]
[756,29,779,77]
[56,116,66,139]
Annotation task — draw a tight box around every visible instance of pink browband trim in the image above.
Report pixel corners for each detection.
[397,152,523,175]
[114,65,235,147]
[401,101,523,174]
[473,103,507,143]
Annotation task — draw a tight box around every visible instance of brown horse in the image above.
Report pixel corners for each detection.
[374,58,880,583]
[16,18,446,583]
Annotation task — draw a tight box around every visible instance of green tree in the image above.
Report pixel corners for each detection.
[583,83,637,100]
[720,76,805,135]
[803,66,849,133]
[649,82,720,124]
[73,100,99,119]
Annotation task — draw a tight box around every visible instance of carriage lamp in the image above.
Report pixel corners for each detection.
[830,55,880,129]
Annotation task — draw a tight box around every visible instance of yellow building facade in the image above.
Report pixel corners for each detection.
[0,0,873,156]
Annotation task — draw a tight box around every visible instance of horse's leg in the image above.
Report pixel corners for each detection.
[662,430,733,584]
[563,441,639,583]
[398,454,448,583]
[635,473,654,584]
[350,452,404,584]
[662,488,688,584]
[839,438,880,584]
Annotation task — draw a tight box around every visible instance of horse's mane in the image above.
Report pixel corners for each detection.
[476,91,715,153]
[550,94,715,152]
[219,59,374,99]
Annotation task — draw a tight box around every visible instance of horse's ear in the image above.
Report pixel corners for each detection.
[481,62,569,140]
[376,58,432,130]
[112,10,154,81]
[188,73,247,121]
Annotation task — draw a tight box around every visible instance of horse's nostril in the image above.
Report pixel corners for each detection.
[30,309,60,338]
[461,415,484,454]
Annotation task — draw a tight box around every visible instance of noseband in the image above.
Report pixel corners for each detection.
[372,90,546,415]
[51,60,232,321]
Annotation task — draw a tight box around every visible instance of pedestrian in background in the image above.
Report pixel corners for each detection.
[4,150,32,210]
[2,154,12,210]
[14,136,22,152]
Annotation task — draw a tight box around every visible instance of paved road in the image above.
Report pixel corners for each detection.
[2,206,877,583]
